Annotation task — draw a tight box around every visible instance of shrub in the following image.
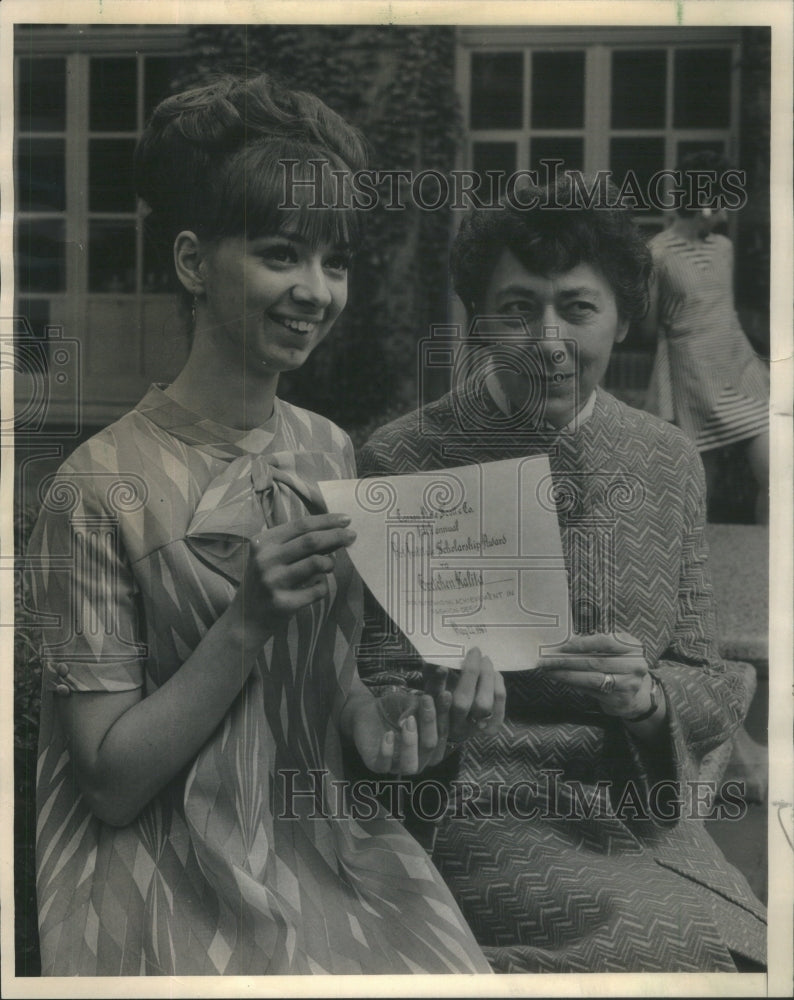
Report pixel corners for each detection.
[14,502,43,975]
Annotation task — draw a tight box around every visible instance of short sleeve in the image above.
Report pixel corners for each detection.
[25,464,146,695]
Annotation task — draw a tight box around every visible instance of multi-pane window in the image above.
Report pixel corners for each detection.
[16,57,68,339]
[15,36,187,420]
[85,56,182,295]
[458,28,743,370]
[468,48,586,194]
[461,32,740,225]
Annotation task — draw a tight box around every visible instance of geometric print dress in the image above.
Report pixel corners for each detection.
[27,384,491,976]
[359,386,767,972]
[645,228,769,451]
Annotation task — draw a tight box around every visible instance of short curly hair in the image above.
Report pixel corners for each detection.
[451,175,652,323]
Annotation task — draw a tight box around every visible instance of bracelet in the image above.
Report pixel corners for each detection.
[621,677,661,724]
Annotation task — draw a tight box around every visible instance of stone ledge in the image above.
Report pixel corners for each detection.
[706,523,769,671]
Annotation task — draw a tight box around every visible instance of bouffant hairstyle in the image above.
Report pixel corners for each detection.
[451,175,652,323]
[134,72,368,257]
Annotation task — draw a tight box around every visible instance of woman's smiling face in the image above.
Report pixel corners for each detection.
[197,230,350,374]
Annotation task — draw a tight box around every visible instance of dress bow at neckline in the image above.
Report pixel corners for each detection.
[184,452,326,581]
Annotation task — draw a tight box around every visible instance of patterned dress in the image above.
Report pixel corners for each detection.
[358,386,767,973]
[645,228,769,451]
[27,384,491,977]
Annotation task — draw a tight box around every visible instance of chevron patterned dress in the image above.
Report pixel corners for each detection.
[358,386,767,973]
[644,229,769,451]
[28,384,491,977]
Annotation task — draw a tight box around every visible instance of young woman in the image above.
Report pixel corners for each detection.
[26,73,498,977]
[642,151,770,524]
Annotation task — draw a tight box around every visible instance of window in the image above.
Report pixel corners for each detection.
[611,50,666,129]
[459,29,740,225]
[470,52,523,129]
[16,57,68,310]
[531,51,585,129]
[456,27,744,369]
[14,28,189,422]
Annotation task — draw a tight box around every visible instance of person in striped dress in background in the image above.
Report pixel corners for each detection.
[642,151,770,524]
[642,150,769,802]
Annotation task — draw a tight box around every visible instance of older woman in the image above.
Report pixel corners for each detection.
[358,178,767,972]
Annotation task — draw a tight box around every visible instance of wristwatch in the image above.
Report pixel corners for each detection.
[622,676,661,723]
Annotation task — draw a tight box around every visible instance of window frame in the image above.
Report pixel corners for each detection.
[456,26,742,229]
[14,25,189,424]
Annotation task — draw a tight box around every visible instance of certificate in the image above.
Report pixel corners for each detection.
[319,455,571,671]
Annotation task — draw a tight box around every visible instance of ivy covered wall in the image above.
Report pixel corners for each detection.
[176,25,462,441]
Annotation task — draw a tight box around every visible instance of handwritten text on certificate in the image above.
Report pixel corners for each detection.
[319,456,571,671]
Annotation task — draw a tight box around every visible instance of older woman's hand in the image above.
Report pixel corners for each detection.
[537,632,662,724]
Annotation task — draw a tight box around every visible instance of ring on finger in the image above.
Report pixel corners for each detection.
[598,672,616,694]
